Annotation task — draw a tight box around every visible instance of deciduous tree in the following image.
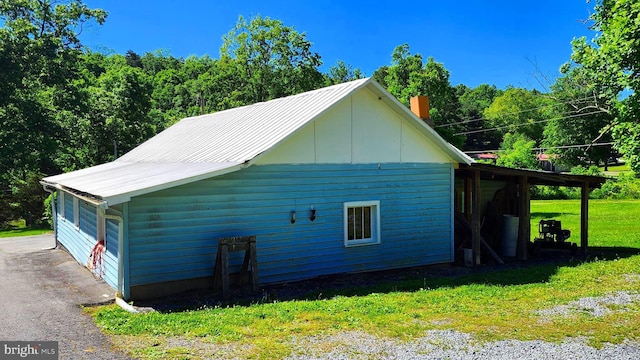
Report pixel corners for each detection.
[220,15,324,105]
[374,44,464,147]
[567,0,640,174]
[0,0,106,225]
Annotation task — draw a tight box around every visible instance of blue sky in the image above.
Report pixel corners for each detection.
[81,1,596,90]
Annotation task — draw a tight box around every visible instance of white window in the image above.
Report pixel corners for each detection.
[343,201,380,247]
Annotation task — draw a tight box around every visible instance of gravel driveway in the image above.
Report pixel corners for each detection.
[285,329,640,360]
[0,234,130,359]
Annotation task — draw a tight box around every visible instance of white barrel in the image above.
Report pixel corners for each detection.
[501,215,519,257]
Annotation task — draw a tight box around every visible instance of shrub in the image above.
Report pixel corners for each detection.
[591,172,640,199]
[532,166,640,200]
[43,193,55,229]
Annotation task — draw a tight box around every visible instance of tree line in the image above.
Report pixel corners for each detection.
[1,0,638,227]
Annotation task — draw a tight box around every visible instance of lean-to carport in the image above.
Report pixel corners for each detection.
[455,163,607,265]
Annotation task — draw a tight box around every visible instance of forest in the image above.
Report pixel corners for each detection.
[1,0,639,227]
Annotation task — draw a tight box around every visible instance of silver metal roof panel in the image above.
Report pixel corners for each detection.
[42,78,472,205]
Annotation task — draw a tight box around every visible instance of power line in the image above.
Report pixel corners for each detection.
[533,142,614,151]
[436,96,595,128]
[464,142,615,154]
[453,110,606,136]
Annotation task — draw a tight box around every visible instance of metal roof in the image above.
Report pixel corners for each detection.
[456,163,608,188]
[42,78,472,205]
[118,78,371,163]
[43,162,242,205]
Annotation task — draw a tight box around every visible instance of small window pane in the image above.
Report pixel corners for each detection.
[348,207,355,240]
[363,206,371,238]
[354,206,363,239]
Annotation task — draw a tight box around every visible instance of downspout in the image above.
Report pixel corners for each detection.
[98,205,126,300]
[42,185,57,249]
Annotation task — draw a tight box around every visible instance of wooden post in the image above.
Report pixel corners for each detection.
[581,182,589,253]
[249,239,258,291]
[464,176,472,221]
[220,242,230,300]
[213,236,258,300]
[518,176,530,261]
[472,170,481,265]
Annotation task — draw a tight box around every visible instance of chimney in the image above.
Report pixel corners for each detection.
[410,96,434,127]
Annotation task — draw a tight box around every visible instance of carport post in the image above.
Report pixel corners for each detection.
[464,176,472,221]
[472,169,481,265]
[518,176,530,261]
[581,182,589,252]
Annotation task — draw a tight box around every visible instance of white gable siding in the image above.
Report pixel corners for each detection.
[315,99,352,163]
[400,118,452,163]
[256,88,454,165]
[352,88,402,163]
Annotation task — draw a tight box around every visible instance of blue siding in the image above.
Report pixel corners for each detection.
[63,192,73,220]
[102,206,122,290]
[78,200,96,237]
[127,163,454,287]
[56,193,118,289]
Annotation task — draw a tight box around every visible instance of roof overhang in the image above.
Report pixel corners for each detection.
[455,163,608,188]
[41,161,244,206]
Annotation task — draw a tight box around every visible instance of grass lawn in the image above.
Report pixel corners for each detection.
[89,199,640,359]
[0,220,51,238]
[600,162,633,177]
[531,199,640,248]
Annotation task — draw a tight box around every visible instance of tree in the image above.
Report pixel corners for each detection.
[496,133,538,170]
[457,84,503,151]
[58,56,156,167]
[567,0,640,174]
[542,67,614,169]
[483,88,552,145]
[125,50,143,68]
[324,60,363,85]
[220,15,324,105]
[0,0,106,225]
[374,44,465,147]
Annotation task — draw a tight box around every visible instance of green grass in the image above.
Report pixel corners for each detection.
[600,162,632,176]
[531,199,640,248]
[0,220,51,238]
[89,199,640,359]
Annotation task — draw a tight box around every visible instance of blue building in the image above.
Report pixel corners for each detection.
[42,78,472,300]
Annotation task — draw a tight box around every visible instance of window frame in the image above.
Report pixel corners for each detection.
[59,191,65,220]
[73,197,79,228]
[343,200,380,247]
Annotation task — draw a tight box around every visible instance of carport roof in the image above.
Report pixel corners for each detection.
[456,163,608,188]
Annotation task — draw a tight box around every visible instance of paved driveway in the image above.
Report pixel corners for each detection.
[0,234,130,359]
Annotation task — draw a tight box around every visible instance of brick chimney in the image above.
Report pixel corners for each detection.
[410,96,434,127]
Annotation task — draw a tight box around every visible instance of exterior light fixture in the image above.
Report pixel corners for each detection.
[290,211,296,224]
[310,207,316,222]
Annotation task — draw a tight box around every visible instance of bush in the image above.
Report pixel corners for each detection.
[531,185,577,200]
[43,193,55,229]
[11,173,48,227]
[570,165,604,176]
[0,191,16,229]
[532,166,640,200]
[591,173,640,199]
